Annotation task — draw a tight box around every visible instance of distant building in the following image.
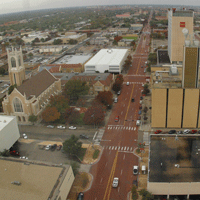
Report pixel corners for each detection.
[85,49,129,73]
[90,37,109,45]
[0,116,20,151]
[168,8,194,64]
[116,13,131,18]
[39,46,67,54]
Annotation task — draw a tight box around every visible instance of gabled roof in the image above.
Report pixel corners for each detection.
[17,69,58,98]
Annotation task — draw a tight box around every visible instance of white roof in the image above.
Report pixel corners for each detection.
[0,116,15,131]
[85,49,128,66]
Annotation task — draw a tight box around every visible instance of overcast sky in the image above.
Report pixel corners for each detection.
[0,0,200,15]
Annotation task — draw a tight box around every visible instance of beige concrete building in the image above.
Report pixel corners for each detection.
[2,47,61,124]
[168,8,194,63]
[0,159,74,200]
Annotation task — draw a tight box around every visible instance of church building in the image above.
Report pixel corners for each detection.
[2,47,62,124]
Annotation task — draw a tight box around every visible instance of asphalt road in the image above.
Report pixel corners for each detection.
[84,12,153,200]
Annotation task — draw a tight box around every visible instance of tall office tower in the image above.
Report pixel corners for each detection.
[182,31,200,88]
[168,8,194,64]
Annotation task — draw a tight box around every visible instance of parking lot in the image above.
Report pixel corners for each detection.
[18,139,69,164]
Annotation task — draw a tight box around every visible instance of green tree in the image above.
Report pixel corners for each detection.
[28,52,33,57]
[131,185,138,200]
[68,39,77,45]
[64,80,89,100]
[148,53,157,64]
[0,68,5,75]
[113,40,118,45]
[28,114,37,124]
[70,161,80,176]
[40,38,45,42]
[53,39,62,45]
[63,135,82,156]
[139,189,154,200]
[8,84,17,95]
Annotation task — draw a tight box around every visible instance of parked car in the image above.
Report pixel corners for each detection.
[191,130,197,134]
[183,129,190,134]
[126,82,130,86]
[138,110,142,115]
[117,91,121,95]
[47,125,54,128]
[198,130,200,134]
[138,116,141,120]
[69,126,77,130]
[140,100,142,104]
[115,116,119,122]
[139,106,142,110]
[136,120,141,126]
[77,192,84,200]
[131,98,135,102]
[80,135,89,139]
[168,130,176,134]
[114,98,118,103]
[141,66,143,68]
[155,130,162,134]
[45,144,51,150]
[57,125,65,129]
[20,156,28,159]
[140,96,143,100]
[112,177,119,188]
[177,131,183,134]
[133,166,139,175]
[10,150,20,156]
[23,133,27,139]
[57,145,62,151]
[51,144,57,151]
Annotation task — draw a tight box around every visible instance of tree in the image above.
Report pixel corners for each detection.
[53,39,62,45]
[42,107,60,122]
[143,106,148,113]
[68,110,82,125]
[96,91,113,107]
[0,68,5,75]
[70,161,80,176]
[116,74,124,84]
[28,52,33,57]
[28,114,37,124]
[83,101,105,125]
[112,81,122,93]
[131,185,138,200]
[49,95,69,114]
[76,98,86,107]
[40,38,45,42]
[68,39,77,44]
[113,40,118,45]
[63,135,82,156]
[142,88,150,95]
[114,36,123,42]
[139,189,154,200]
[64,107,74,121]
[8,84,17,95]
[64,80,89,100]
[148,53,157,64]
[143,84,149,89]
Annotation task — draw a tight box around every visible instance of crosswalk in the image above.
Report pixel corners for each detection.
[104,145,136,152]
[107,126,136,131]
[125,75,146,77]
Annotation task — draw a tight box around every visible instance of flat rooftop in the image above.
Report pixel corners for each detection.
[0,116,15,131]
[85,48,128,66]
[158,50,170,64]
[149,135,200,183]
[54,54,92,65]
[0,159,64,200]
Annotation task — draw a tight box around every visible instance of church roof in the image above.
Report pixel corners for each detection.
[17,69,57,98]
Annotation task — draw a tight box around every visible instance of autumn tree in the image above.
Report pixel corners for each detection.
[114,36,123,42]
[42,107,60,122]
[83,101,105,125]
[112,81,122,93]
[115,74,124,85]
[76,98,86,107]
[96,91,113,107]
[64,107,74,121]
[64,80,90,100]
[68,110,82,125]
[49,95,69,114]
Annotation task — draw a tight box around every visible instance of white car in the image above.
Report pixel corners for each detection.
[126,82,130,86]
[57,125,66,129]
[183,129,190,134]
[133,166,139,175]
[20,156,28,160]
[112,177,119,188]
[47,125,54,128]
[23,133,27,139]
[45,144,51,151]
[69,126,77,130]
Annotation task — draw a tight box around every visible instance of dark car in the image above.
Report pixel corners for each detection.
[80,135,89,139]
[77,192,84,200]
[57,145,62,151]
[51,144,57,151]
[131,98,135,102]
[138,116,141,120]
[138,110,142,115]
[140,96,143,100]
[139,106,142,110]
[168,130,176,134]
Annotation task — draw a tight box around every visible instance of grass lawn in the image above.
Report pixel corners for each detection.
[93,149,100,159]
[122,36,138,40]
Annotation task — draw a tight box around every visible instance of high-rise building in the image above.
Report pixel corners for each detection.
[168,8,194,64]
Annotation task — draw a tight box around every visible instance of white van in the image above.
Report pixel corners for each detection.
[140,100,142,104]
[136,120,141,126]
[142,165,146,174]
[114,98,118,103]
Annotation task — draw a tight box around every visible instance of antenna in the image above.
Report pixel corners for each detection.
[182,28,189,40]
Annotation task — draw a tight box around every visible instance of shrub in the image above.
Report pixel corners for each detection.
[93,149,100,159]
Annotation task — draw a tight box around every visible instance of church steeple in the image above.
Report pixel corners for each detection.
[7,46,25,86]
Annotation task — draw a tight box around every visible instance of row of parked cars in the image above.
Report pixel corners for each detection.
[45,144,62,151]
[154,129,200,134]
[47,125,77,130]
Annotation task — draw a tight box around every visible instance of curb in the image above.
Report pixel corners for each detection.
[82,172,94,192]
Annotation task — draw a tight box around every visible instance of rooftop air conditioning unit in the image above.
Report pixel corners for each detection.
[185,40,190,46]
[194,40,199,46]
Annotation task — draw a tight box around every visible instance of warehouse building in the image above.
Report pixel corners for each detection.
[0,116,20,152]
[84,49,129,73]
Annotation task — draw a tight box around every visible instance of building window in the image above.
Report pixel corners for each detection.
[18,116,21,121]
[13,74,16,85]
[18,56,21,66]
[22,116,26,122]
[11,57,16,68]
[13,98,23,112]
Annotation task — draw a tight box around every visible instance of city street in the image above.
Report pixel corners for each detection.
[84,13,152,200]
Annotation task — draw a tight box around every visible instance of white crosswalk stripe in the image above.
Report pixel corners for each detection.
[104,146,135,152]
[107,126,136,131]
[123,82,146,84]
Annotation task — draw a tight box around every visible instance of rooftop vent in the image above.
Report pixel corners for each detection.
[185,40,190,46]
[107,49,113,54]
[3,120,6,123]
[171,65,178,75]
[194,40,199,46]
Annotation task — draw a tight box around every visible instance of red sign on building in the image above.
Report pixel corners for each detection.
[180,22,185,27]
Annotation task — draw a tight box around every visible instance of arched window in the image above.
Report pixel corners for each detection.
[18,56,21,66]
[11,57,16,68]
[13,98,23,112]
[18,116,21,122]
